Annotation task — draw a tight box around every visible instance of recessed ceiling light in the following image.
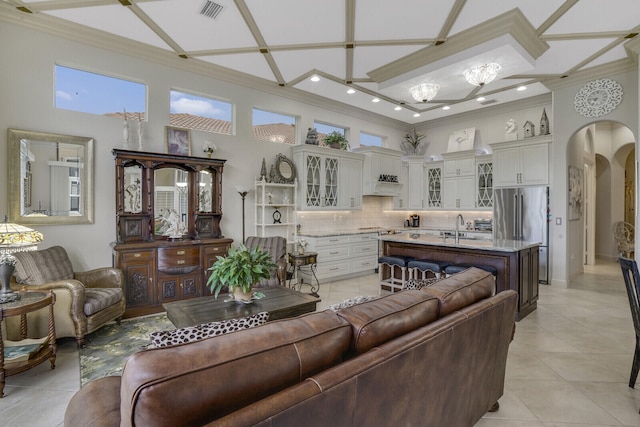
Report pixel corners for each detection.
[517,85,527,91]
[310,75,320,82]
[413,113,420,118]
[477,96,486,102]
[394,106,402,111]
[442,105,450,110]
[372,97,380,103]
[347,88,356,94]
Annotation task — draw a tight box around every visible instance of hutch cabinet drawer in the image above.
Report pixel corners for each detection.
[158,247,200,259]
[121,249,155,262]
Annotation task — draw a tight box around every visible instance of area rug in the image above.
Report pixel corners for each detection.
[80,313,174,387]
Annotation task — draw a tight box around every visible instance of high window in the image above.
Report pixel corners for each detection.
[252,108,296,144]
[360,132,383,147]
[55,65,146,118]
[313,122,347,147]
[170,90,233,135]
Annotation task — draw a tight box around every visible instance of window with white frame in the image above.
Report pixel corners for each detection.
[170,90,233,135]
[313,122,347,147]
[360,132,383,147]
[252,108,296,144]
[55,65,146,119]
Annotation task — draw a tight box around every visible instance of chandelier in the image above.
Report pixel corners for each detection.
[463,63,501,86]
[409,83,440,103]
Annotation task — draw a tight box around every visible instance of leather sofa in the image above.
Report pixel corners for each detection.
[65,267,516,427]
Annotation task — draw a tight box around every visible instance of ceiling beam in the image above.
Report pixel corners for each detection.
[536,0,579,36]
[435,0,466,43]
[345,0,355,83]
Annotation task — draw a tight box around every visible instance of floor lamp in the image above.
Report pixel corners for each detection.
[235,186,249,244]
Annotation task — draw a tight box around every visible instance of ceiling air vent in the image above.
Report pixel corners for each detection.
[200,1,224,19]
[479,99,498,106]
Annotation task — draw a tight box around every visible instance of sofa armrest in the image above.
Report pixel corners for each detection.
[75,268,124,290]
[276,258,287,287]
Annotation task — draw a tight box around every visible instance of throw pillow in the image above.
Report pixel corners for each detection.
[404,277,439,291]
[150,311,269,347]
[328,295,379,312]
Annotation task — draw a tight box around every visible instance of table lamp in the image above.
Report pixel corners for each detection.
[0,216,44,303]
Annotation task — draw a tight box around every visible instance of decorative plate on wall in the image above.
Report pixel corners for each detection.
[573,78,623,118]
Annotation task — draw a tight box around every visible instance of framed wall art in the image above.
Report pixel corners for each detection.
[165,126,191,156]
[447,127,475,152]
[568,165,583,220]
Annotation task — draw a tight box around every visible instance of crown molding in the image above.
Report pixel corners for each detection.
[0,4,409,130]
[367,8,549,84]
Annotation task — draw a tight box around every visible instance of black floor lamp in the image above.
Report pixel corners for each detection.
[235,186,249,243]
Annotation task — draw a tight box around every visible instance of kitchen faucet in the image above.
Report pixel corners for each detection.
[455,214,465,245]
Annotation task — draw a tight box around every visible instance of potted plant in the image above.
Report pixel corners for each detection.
[206,244,276,302]
[323,131,350,150]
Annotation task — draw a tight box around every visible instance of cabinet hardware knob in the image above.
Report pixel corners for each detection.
[177,260,185,265]
[133,253,141,258]
[177,250,185,255]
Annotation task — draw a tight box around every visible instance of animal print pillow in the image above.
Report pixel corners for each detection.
[150,311,269,348]
[404,277,439,290]
[328,295,379,312]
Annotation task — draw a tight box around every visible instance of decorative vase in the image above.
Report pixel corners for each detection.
[297,245,305,255]
[207,153,212,158]
[232,286,253,303]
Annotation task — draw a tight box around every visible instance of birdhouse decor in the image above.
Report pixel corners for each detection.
[523,121,535,138]
[540,108,550,135]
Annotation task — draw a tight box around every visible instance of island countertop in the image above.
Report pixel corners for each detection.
[378,233,540,252]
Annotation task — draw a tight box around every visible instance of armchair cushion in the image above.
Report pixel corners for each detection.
[244,236,287,287]
[84,288,124,316]
[13,246,74,285]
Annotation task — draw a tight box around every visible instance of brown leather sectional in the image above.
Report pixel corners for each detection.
[64,267,517,427]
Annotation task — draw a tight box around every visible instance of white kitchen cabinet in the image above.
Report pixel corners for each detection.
[254,179,297,244]
[393,162,409,210]
[300,233,378,283]
[442,151,475,177]
[475,155,493,210]
[407,159,425,210]
[292,145,364,211]
[491,136,550,187]
[443,176,475,209]
[354,147,403,196]
[425,161,443,209]
[338,156,363,209]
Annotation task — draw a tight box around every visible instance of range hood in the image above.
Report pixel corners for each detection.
[353,146,404,197]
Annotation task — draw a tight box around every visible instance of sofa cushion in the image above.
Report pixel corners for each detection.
[84,288,124,316]
[421,267,495,317]
[149,311,269,347]
[12,246,74,285]
[328,295,379,312]
[336,290,440,355]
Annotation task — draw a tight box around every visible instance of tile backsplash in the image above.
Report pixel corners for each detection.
[296,196,492,234]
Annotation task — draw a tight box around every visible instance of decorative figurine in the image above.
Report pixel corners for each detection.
[305,127,319,145]
[540,108,550,135]
[260,158,268,181]
[504,119,517,141]
[523,121,535,138]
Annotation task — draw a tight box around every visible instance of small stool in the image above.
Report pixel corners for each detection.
[444,264,497,277]
[378,255,415,294]
[408,259,450,280]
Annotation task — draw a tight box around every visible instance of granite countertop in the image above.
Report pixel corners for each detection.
[378,233,540,252]
[298,227,492,238]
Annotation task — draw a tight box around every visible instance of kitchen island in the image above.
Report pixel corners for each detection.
[379,233,540,320]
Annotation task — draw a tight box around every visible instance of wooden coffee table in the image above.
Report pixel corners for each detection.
[163,286,321,328]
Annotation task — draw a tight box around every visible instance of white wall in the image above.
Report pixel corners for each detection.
[0,22,407,270]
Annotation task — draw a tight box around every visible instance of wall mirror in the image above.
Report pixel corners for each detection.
[273,153,296,184]
[7,129,94,225]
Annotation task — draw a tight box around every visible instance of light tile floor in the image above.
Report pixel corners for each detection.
[2,259,639,426]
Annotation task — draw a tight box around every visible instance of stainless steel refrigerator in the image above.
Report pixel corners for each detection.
[493,186,550,284]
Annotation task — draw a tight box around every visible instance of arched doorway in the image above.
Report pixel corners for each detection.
[567,121,635,266]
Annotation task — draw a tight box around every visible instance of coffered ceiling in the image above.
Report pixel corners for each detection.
[2,0,639,125]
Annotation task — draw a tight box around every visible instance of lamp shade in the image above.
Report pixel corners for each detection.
[463,63,501,86]
[0,217,44,254]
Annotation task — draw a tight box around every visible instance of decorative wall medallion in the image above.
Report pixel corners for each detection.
[574,78,623,118]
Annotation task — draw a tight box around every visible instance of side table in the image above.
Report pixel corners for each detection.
[0,291,56,397]
[287,252,320,297]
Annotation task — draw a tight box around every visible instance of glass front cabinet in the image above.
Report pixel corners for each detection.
[112,149,232,318]
[476,155,493,209]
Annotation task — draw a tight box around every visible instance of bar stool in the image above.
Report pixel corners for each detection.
[378,255,415,293]
[407,259,450,280]
[444,263,497,278]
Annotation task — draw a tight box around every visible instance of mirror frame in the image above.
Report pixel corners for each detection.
[7,128,95,225]
[273,153,296,184]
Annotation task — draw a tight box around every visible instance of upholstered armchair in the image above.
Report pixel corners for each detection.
[8,246,125,347]
[244,236,287,287]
